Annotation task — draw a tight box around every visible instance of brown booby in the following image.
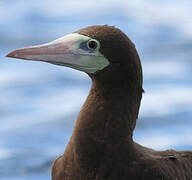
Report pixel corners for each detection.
[6,25,192,180]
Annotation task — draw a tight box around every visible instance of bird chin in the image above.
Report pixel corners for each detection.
[50,61,102,74]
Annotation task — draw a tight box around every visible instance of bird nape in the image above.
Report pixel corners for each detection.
[6,25,192,180]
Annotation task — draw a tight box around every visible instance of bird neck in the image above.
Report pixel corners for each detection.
[66,77,142,172]
[72,77,142,146]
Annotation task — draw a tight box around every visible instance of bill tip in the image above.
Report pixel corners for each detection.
[5,50,17,58]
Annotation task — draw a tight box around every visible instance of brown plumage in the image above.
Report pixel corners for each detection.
[6,25,192,180]
[52,26,192,180]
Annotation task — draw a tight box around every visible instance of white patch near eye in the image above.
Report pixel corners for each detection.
[57,33,110,74]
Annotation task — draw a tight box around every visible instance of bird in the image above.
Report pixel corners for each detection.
[6,25,192,180]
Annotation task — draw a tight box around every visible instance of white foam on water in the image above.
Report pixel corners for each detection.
[136,127,192,150]
[34,88,88,118]
[143,60,190,79]
[1,0,192,39]
[123,1,192,37]
[0,149,11,160]
[0,88,87,132]
[140,86,192,117]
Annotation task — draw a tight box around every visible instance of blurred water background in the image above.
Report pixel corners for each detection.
[0,0,192,179]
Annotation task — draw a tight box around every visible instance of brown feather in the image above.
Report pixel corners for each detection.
[52,25,192,180]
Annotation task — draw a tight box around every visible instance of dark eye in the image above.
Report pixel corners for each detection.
[87,40,98,50]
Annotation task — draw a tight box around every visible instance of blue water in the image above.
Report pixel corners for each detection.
[1,0,192,179]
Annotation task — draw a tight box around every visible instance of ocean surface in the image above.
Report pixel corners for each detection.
[0,0,192,179]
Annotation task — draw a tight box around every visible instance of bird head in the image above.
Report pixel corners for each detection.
[6,25,143,88]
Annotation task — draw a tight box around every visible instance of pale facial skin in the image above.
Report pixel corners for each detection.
[6,33,110,74]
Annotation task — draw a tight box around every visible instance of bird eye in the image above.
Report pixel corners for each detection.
[87,40,99,50]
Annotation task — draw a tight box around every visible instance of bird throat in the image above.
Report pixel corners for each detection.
[67,77,142,170]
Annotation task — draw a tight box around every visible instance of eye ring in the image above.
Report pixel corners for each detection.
[87,39,99,50]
